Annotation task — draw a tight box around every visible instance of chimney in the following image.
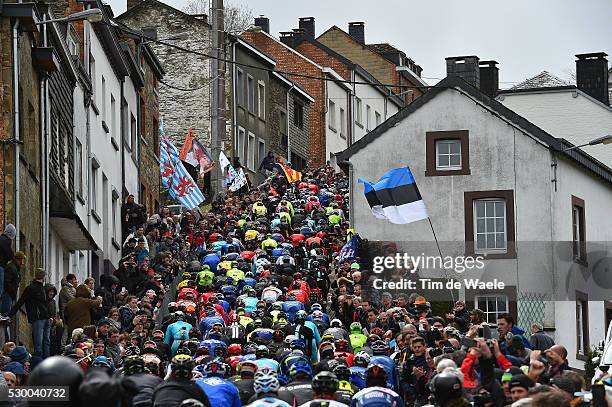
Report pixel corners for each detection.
[299,17,315,37]
[127,0,143,10]
[446,55,480,89]
[254,15,269,34]
[280,31,295,48]
[479,60,499,98]
[348,22,365,44]
[576,52,609,105]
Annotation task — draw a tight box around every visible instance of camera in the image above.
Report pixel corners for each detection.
[429,348,443,358]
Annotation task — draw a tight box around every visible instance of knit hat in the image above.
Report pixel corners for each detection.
[14,251,25,260]
[3,361,25,375]
[550,375,576,396]
[9,346,30,364]
[3,224,16,240]
[508,374,534,391]
[97,318,111,328]
[35,268,46,280]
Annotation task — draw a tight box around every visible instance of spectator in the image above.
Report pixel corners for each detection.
[64,284,103,338]
[530,323,555,351]
[0,224,16,319]
[122,194,146,240]
[59,273,78,317]
[1,250,23,318]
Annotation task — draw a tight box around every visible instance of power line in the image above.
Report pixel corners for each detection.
[111,21,435,91]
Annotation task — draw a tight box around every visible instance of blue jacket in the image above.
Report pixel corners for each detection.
[196,376,242,407]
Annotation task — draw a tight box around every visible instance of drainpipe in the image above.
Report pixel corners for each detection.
[84,21,93,277]
[121,79,126,202]
[40,15,50,274]
[231,40,237,159]
[12,20,21,252]
[286,82,294,162]
[340,159,354,228]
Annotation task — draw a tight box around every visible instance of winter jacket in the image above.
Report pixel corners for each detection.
[0,234,13,267]
[95,275,119,316]
[121,373,163,407]
[59,277,76,317]
[64,284,102,334]
[8,279,49,323]
[45,284,58,319]
[3,260,21,299]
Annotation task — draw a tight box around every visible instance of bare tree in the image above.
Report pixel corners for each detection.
[182,0,253,35]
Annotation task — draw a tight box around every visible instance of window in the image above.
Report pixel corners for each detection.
[131,113,137,158]
[293,100,304,129]
[464,190,516,259]
[75,140,83,197]
[290,152,307,172]
[425,130,470,176]
[247,75,255,113]
[236,68,244,106]
[474,199,506,253]
[258,81,265,119]
[67,28,79,59]
[339,107,346,139]
[258,139,266,171]
[91,164,98,212]
[366,104,371,131]
[375,111,381,127]
[572,196,586,264]
[474,295,509,324]
[153,116,159,156]
[101,76,106,119]
[89,54,96,94]
[237,127,246,162]
[576,291,589,357]
[111,193,118,241]
[110,95,116,136]
[328,100,336,131]
[247,132,255,171]
[436,140,462,170]
[280,110,288,147]
[355,97,363,125]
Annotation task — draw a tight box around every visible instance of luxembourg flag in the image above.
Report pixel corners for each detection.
[358,167,428,224]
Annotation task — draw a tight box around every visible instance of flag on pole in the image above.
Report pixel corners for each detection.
[358,166,428,224]
[179,129,215,178]
[219,151,231,173]
[274,162,302,183]
[339,235,359,262]
[160,121,205,209]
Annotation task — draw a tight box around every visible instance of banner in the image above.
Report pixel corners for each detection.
[228,167,248,192]
[160,121,205,209]
[180,129,215,178]
[219,151,231,173]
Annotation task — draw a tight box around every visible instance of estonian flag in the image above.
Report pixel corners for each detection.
[358,167,428,224]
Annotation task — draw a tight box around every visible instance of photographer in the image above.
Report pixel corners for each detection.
[445,301,470,333]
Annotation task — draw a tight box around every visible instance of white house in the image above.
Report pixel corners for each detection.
[336,66,612,369]
[498,53,612,168]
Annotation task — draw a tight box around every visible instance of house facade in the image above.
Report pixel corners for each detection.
[498,53,612,168]
[117,0,212,148]
[337,63,612,369]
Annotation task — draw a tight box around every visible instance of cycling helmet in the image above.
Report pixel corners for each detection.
[286,293,297,301]
[229,313,241,324]
[124,345,141,358]
[123,356,145,376]
[311,310,324,320]
[253,373,280,395]
[203,358,227,377]
[290,338,306,351]
[333,364,351,381]
[365,363,388,387]
[335,339,350,352]
[182,272,191,280]
[255,345,269,359]
[354,351,371,367]
[330,319,343,329]
[272,302,283,311]
[174,311,186,321]
[289,359,313,378]
[228,343,242,356]
[310,303,322,312]
[312,371,339,396]
[214,343,228,358]
[295,310,308,324]
[350,322,362,333]
[168,302,178,313]
[239,360,258,376]
[92,356,114,372]
[371,340,389,355]
[171,354,195,379]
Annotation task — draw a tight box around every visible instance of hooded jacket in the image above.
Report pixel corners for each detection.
[59,277,76,317]
[8,278,48,323]
[45,284,58,319]
[65,284,102,334]
[95,275,119,316]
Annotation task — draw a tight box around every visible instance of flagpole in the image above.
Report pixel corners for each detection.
[428,217,456,303]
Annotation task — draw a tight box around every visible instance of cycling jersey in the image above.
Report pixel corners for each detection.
[350,386,405,407]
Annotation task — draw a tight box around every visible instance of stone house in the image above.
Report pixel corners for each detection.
[117,0,212,148]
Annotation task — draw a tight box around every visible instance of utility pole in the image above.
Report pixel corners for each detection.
[210,0,226,197]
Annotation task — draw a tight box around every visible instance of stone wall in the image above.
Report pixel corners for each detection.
[119,4,212,147]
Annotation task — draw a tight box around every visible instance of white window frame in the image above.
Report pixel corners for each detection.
[328,100,336,131]
[375,111,381,127]
[366,104,371,131]
[247,75,255,113]
[101,76,106,120]
[91,164,98,211]
[473,198,507,254]
[247,132,256,171]
[236,68,244,106]
[258,138,266,171]
[339,107,346,139]
[436,139,462,170]
[474,294,509,324]
[110,95,116,138]
[75,139,83,197]
[355,97,363,125]
[130,113,137,159]
[258,81,265,119]
[237,126,246,162]
[111,193,118,241]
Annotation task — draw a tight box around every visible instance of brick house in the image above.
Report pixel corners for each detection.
[241,25,349,168]
[317,22,427,104]
[229,36,313,184]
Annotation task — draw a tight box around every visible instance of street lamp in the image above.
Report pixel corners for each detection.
[36,8,104,25]
[562,135,612,152]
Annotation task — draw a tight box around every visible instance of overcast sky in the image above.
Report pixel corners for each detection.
[107,0,612,88]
